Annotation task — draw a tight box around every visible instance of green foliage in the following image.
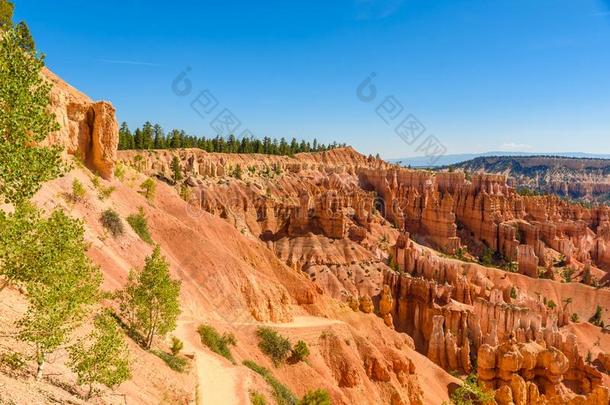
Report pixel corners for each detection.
[114,162,126,180]
[170,336,184,356]
[571,313,579,323]
[117,123,345,156]
[0,351,25,371]
[100,209,124,237]
[562,267,574,283]
[546,299,557,310]
[0,0,14,30]
[68,311,131,399]
[179,184,191,201]
[71,178,86,201]
[197,324,236,363]
[299,389,332,405]
[256,327,292,366]
[510,287,517,300]
[243,360,298,405]
[250,390,268,405]
[233,164,243,179]
[91,176,115,200]
[171,156,183,182]
[117,246,181,349]
[153,350,187,373]
[590,305,604,327]
[0,25,62,205]
[140,178,156,201]
[480,247,494,266]
[7,206,102,379]
[582,265,592,285]
[126,207,153,244]
[450,374,494,405]
[289,340,310,363]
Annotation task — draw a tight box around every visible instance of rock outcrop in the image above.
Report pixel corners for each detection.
[43,68,118,178]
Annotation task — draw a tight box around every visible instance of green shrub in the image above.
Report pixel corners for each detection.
[171,336,184,356]
[243,360,298,405]
[256,327,292,366]
[299,389,331,405]
[127,207,153,244]
[153,350,187,372]
[250,390,267,405]
[101,209,124,236]
[140,178,156,201]
[571,313,579,323]
[72,178,86,201]
[114,162,126,180]
[590,305,604,327]
[289,340,310,363]
[197,324,236,363]
[0,351,25,370]
[91,175,115,199]
[450,374,494,405]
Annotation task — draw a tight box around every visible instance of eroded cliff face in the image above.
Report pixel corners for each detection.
[43,68,118,178]
[116,148,610,404]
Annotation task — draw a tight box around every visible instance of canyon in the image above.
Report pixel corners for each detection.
[1,69,610,405]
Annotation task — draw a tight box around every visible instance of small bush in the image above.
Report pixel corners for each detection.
[289,340,310,363]
[571,313,579,323]
[171,336,184,356]
[0,352,25,371]
[101,209,124,237]
[299,389,331,405]
[153,350,187,373]
[256,327,292,366]
[243,360,298,405]
[127,207,153,244]
[140,178,156,201]
[450,374,494,405]
[509,287,517,300]
[72,178,86,201]
[92,175,115,199]
[590,305,604,327]
[114,162,126,180]
[197,324,236,363]
[250,390,268,405]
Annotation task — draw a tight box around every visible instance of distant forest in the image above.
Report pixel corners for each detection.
[118,122,347,155]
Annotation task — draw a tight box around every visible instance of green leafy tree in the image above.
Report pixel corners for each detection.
[14,209,102,380]
[590,305,604,327]
[0,25,62,205]
[0,0,14,31]
[118,246,181,349]
[68,311,131,399]
[140,178,156,201]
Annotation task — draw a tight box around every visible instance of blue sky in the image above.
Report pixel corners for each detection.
[14,0,610,158]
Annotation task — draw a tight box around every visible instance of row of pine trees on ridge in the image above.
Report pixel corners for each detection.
[118,121,347,155]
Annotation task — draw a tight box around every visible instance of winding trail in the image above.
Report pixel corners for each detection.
[175,319,250,405]
[175,315,344,405]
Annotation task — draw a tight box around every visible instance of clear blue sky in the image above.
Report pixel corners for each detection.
[14,0,610,158]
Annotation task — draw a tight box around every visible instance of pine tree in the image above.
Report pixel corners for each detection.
[171,156,183,182]
[141,121,154,149]
[118,246,181,349]
[133,128,144,149]
[68,311,131,399]
[153,124,165,149]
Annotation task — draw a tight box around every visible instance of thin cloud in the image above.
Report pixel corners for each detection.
[99,59,162,67]
[500,142,533,151]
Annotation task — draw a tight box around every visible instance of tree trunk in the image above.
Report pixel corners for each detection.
[36,358,44,381]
